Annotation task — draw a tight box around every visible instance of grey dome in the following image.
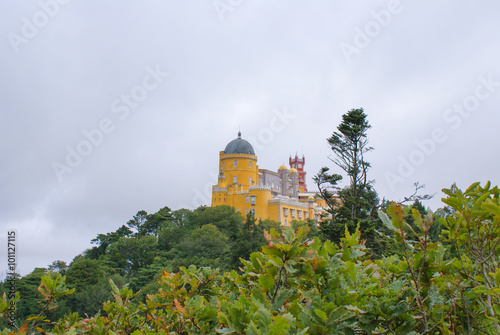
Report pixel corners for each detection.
[224,132,255,155]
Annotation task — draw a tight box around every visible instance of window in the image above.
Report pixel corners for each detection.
[237,208,240,213]
[222,162,225,168]
[305,212,308,219]
[245,208,249,214]
[249,161,252,168]
[251,209,255,215]
[233,176,237,183]
[249,177,252,184]
[284,208,289,217]
[298,210,302,219]
[233,160,238,167]
[246,195,249,202]
[251,196,256,205]
[291,209,296,218]
[219,198,221,202]
[284,219,288,226]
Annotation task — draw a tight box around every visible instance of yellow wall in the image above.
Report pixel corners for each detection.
[212,151,326,225]
[219,152,258,192]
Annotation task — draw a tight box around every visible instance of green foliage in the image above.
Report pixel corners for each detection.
[441,181,500,333]
[195,205,244,240]
[182,224,230,260]
[229,214,281,270]
[326,108,373,222]
[65,258,104,290]
[104,235,159,275]
[126,210,149,237]
[0,271,73,334]
[4,182,499,334]
[88,224,132,259]
[313,166,342,216]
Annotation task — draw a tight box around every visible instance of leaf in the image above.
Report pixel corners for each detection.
[255,308,272,332]
[474,189,490,203]
[314,309,327,323]
[246,320,262,335]
[323,239,337,255]
[481,199,500,217]
[345,305,366,314]
[258,273,275,291]
[269,315,291,335]
[216,327,236,334]
[174,298,187,316]
[441,197,462,211]
[378,209,396,232]
[412,209,424,232]
[109,278,120,295]
[465,182,481,194]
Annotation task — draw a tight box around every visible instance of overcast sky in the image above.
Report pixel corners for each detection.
[1,0,499,276]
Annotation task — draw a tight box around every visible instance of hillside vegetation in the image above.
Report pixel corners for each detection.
[1,182,500,334]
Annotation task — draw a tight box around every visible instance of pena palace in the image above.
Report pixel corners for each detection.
[211,132,329,225]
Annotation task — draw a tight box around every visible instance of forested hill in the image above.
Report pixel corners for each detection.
[0,205,286,324]
[1,198,437,325]
[1,182,500,333]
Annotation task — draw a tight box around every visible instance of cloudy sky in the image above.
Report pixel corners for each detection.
[1,0,499,276]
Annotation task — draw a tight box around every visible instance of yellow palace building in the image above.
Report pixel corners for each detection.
[211,132,327,226]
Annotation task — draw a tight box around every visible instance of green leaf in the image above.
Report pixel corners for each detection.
[269,315,291,335]
[323,239,337,255]
[465,182,481,194]
[378,209,396,232]
[255,308,272,332]
[216,328,236,334]
[481,199,500,217]
[314,309,327,323]
[247,320,262,335]
[258,273,275,291]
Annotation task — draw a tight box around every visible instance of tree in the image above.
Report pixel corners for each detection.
[144,206,175,237]
[104,235,159,275]
[180,224,229,260]
[87,225,132,259]
[13,268,48,321]
[315,108,380,245]
[65,258,104,291]
[158,225,187,252]
[229,214,276,270]
[126,210,148,237]
[48,260,68,275]
[313,166,342,219]
[172,208,193,226]
[326,108,374,221]
[196,205,244,241]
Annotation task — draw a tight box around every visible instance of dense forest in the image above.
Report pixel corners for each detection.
[1,109,499,334]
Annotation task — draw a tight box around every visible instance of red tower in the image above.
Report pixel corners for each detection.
[289,154,307,192]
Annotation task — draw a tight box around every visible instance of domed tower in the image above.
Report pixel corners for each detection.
[212,132,259,207]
